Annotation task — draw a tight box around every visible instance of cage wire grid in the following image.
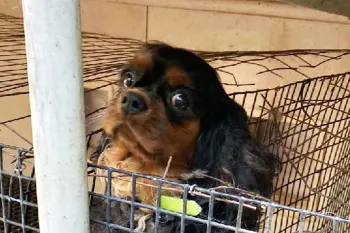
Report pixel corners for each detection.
[0,13,350,233]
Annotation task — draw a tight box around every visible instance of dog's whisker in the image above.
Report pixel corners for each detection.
[86,116,106,126]
[86,114,105,121]
[86,112,105,121]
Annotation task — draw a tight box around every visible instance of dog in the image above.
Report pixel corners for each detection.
[89,42,281,232]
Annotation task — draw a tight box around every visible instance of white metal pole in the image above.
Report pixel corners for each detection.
[21,1,90,233]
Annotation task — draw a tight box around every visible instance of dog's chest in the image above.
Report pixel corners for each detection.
[97,146,187,206]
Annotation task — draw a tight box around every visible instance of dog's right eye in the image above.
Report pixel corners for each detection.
[122,72,135,87]
[171,93,189,111]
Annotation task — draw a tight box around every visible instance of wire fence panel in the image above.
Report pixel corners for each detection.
[0,13,350,233]
[0,144,38,233]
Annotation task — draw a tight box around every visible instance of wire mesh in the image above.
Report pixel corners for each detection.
[231,73,350,233]
[0,13,350,233]
[87,161,350,233]
[0,144,38,233]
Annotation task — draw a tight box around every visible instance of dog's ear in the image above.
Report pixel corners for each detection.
[231,140,282,197]
[192,99,281,197]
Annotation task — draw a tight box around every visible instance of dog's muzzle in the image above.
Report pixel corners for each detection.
[121,92,148,115]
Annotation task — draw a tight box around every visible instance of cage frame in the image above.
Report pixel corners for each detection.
[0,1,350,232]
[21,0,90,232]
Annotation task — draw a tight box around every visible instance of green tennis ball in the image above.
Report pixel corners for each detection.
[160,195,202,216]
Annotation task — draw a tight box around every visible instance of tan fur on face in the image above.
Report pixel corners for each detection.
[101,87,200,205]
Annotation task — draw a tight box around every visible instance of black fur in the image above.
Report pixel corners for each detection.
[90,43,281,232]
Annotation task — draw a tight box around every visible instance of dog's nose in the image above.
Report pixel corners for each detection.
[121,92,148,114]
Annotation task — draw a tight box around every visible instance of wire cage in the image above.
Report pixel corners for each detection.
[1,13,350,233]
[87,159,350,233]
[0,144,38,232]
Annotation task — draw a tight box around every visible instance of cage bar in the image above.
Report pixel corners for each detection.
[21,1,90,233]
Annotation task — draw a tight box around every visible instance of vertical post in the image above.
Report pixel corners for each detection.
[21,1,90,233]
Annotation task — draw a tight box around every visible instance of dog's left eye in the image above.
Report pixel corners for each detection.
[122,72,135,87]
[171,93,189,111]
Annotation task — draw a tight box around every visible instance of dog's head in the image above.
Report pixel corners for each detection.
[102,42,280,197]
[104,43,230,169]
[93,43,282,232]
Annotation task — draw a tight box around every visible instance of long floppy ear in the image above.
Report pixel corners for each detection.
[179,99,281,231]
[191,98,281,197]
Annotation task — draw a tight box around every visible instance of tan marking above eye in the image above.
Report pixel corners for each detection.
[132,52,152,71]
[166,68,191,87]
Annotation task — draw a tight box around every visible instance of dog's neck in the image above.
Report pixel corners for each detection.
[109,133,194,170]
[97,138,191,206]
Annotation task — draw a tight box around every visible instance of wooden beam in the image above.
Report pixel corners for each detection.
[113,0,350,24]
[281,0,350,18]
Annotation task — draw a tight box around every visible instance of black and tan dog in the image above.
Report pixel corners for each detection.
[90,43,281,232]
